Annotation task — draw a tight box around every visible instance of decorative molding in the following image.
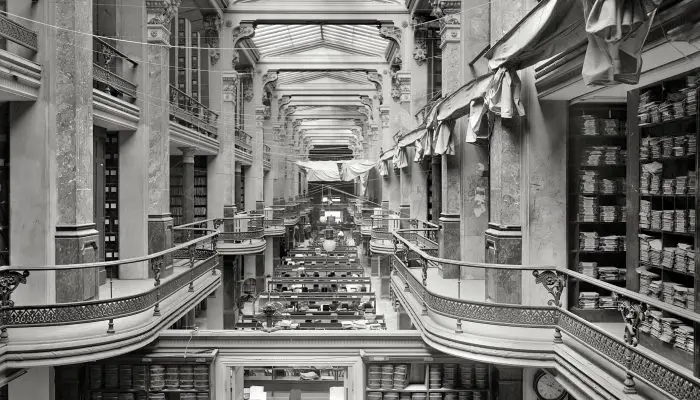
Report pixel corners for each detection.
[392,72,411,103]
[379,24,402,48]
[222,72,239,103]
[379,107,390,128]
[262,71,278,106]
[146,0,181,44]
[231,22,255,68]
[413,37,427,66]
[431,0,462,26]
[367,71,384,105]
[278,95,291,119]
[360,95,373,118]
[241,72,254,102]
[203,14,222,65]
[255,107,266,128]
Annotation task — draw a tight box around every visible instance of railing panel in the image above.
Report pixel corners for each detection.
[0,13,37,51]
[169,85,219,139]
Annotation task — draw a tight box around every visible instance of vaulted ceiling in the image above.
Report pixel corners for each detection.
[252,24,390,58]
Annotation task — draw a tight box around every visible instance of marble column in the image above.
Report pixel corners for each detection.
[208,66,237,221]
[460,0,491,279]
[399,162,411,228]
[180,147,196,227]
[265,238,274,277]
[206,285,224,330]
[485,116,523,304]
[431,156,441,223]
[406,147,428,222]
[436,1,463,278]
[379,255,391,299]
[146,1,176,275]
[51,0,100,302]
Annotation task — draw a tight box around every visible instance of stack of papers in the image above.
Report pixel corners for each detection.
[640,200,651,229]
[599,235,624,251]
[675,325,694,353]
[579,170,599,193]
[579,232,599,251]
[598,267,625,281]
[662,178,676,195]
[578,196,599,222]
[578,292,600,309]
[579,262,598,278]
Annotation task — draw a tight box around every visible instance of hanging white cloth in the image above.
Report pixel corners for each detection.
[433,120,455,156]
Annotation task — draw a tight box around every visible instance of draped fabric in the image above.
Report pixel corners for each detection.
[342,160,377,181]
[392,147,408,169]
[433,119,456,156]
[486,0,586,71]
[297,161,342,181]
[415,127,434,162]
[581,0,660,85]
[484,68,525,119]
[465,98,488,143]
[377,160,389,176]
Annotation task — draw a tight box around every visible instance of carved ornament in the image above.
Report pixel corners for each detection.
[413,38,427,66]
[203,14,222,65]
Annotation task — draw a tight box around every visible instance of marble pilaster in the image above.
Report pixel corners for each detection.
[52,0,99,302]
[436,0,463,279]
[485,116,523,304]
[208,68,237,221]
[146,1,177,274]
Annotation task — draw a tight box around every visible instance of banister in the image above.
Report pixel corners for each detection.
[0,231,218,272]
[392,228,700,324]
[0,12,38,52]
[93,36,138,67]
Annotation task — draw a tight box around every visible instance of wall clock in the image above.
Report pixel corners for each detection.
[533,369,566,400]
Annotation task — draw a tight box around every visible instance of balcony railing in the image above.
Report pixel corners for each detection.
[264,218,283,229]
[92,37,138,101]
[391,228,700,400]
[220,215,265,243]
[0,12,37,52]
[169,85,219,139]
[0,232,219,341]
[263,145,271,169]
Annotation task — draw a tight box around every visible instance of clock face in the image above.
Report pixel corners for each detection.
[535,372,566,400]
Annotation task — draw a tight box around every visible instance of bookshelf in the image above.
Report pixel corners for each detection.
[627,69,699,370]
[567,104,628,322]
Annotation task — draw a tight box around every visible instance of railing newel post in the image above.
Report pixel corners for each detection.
[188,243,196,292]
[151,255,164,317]
[0,269,29,342]
[533,269,566,344]
[618,299,647,394]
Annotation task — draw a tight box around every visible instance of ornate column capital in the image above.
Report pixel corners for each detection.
[379,23,403,70]
[203,14,222,65]
[146,0,181,44]
[222,72,239,103]
[262,71,278,106]
[431,0,462,48]
[379,107,391,128]
[232,22,255,68]
[392,71,412,104]
[367,71,384,105]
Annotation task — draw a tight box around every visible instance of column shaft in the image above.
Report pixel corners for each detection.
[181,148,196,227]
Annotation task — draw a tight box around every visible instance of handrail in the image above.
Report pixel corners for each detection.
[0,231,218,273]
[393,228,700,324]
[0,232,219,339]
[390,250,700,400]
[0,12,38,52]
[93,37,138,67]
[169,85,219,138]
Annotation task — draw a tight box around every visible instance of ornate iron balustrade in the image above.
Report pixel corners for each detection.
[92,37,138,100]
[220,228,264,243]
[235,130,253,155]
[264,218,283,229]
[169,85,219,139]
[391,229,700,400]
[263,145,271,169]
[371,228,393,241]
[0,232,219,340]
[0,12,37,52]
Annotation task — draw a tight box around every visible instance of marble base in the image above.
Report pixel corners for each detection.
[484,226,522,304]
[148,214,173,278]
[55,226,100,303]
[399,204,410,229]
[439,214,461,279]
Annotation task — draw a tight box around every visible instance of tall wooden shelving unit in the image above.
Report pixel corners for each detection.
[194,156,208,223]
[567,104,628,322]
[627,69,699,375]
